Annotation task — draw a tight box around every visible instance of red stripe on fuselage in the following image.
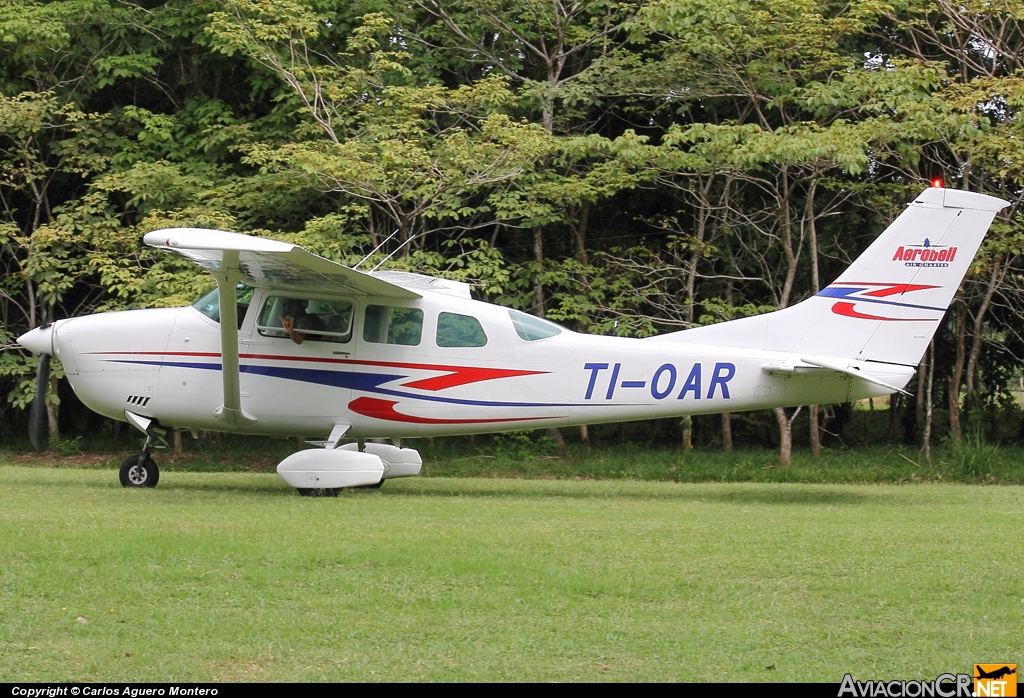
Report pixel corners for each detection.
[86,351,546,390]
[348,397,554,424]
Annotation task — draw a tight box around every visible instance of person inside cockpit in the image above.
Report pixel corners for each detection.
[280,298,325,345]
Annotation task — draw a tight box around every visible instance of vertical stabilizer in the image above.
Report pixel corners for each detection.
[651,187,1008,366]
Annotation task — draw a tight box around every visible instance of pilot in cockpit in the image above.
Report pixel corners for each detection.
[280,298,325,345]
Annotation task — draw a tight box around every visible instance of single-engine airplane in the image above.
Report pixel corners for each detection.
[16,186,1007,495]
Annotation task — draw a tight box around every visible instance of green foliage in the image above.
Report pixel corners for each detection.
[951,430,1002,478]
[489,430,555,461]
[3,0,1024,450]
[51,434,82,455]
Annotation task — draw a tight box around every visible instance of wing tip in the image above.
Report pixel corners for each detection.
[143,228,294,253]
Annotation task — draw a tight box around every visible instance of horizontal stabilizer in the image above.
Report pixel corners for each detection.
[798,357,911,395]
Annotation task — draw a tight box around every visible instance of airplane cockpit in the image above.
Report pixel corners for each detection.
[257,296,354,344]
[188,283,567,351]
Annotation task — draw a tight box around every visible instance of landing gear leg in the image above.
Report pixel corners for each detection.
[121,412,163,488]
[354,441,384,489]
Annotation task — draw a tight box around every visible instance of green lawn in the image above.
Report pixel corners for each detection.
[7,435,1024,484]
[1,466,1021,682]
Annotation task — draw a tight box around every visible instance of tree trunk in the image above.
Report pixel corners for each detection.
[809,404,820,456]
[922,341,935,465]
[532,226,545,318]
[771,173,802,466]
[775,407,793,467]
[580,424,591,450]
[888,393,901,439]
[965,260,1004,405]
[775,168,799,310]
[684,177,716,326]
[173,429,183,456]
[572,205,590,265]
[46,372,60,442]
[548,427,566,455]
[806,182,822,458]
[721,413,732,451]
[948,302,966,446]
[42,303,59,442]
[680,415,693,451]
[916,362,926,440]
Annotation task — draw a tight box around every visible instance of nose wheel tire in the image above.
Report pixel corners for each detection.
[119,455,160,488]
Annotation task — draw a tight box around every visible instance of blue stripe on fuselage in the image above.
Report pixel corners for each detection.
[105,359,576,409]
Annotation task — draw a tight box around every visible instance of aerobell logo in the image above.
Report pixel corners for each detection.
[893,238,957,267]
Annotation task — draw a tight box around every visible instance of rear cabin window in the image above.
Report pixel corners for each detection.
[436,312,487,348]
[508,309,562,341]
[363,305,423,346]
[257,296,353,343]
[192,285,254,329]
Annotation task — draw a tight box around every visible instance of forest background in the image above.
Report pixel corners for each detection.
[4,0,1024,467]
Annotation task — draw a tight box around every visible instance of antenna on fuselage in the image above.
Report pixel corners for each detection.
[370,232,423,272]
[352,229,400,271]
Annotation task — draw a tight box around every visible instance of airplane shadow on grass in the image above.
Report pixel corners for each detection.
[149,477,882,505]
[5,468,888,505]
[370,481,881,505]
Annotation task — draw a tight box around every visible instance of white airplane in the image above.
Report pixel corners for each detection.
[16,186,1007,495]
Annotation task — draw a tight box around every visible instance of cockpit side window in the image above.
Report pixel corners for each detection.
[192,285,254,329]
[508,309,562,341]
[436,312,487,347]
[256,296,353,343]
[363,305,423,346]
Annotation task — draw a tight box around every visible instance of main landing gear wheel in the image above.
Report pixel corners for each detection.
[297,488,339,497]
[119,455,159,488]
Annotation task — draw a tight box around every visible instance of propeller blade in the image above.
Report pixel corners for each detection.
[29,352,50,451]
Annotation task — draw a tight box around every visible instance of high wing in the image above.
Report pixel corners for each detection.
[143,228,420,299]
[143,227,419,428]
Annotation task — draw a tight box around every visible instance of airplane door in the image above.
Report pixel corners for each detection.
[239,292,355,436]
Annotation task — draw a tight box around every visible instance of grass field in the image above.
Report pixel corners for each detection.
[6,435,1024,484]
[1,465,1021,682]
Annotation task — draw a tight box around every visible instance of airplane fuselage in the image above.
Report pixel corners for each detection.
[50,285,910,440]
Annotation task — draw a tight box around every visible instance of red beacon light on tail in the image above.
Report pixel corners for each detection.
[932,178,943,188]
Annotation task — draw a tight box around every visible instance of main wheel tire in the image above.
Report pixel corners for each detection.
[119,455,159,488]
[298,487,338,497]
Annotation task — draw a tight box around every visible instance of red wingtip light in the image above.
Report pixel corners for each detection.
[932,178,943,188]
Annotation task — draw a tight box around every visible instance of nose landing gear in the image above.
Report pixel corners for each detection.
[119,454,160,488]
[121,410,163,488]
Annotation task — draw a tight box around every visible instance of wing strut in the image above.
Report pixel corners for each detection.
[211,250,257,427]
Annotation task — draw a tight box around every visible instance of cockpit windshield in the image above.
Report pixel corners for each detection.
[192,284,254,329]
